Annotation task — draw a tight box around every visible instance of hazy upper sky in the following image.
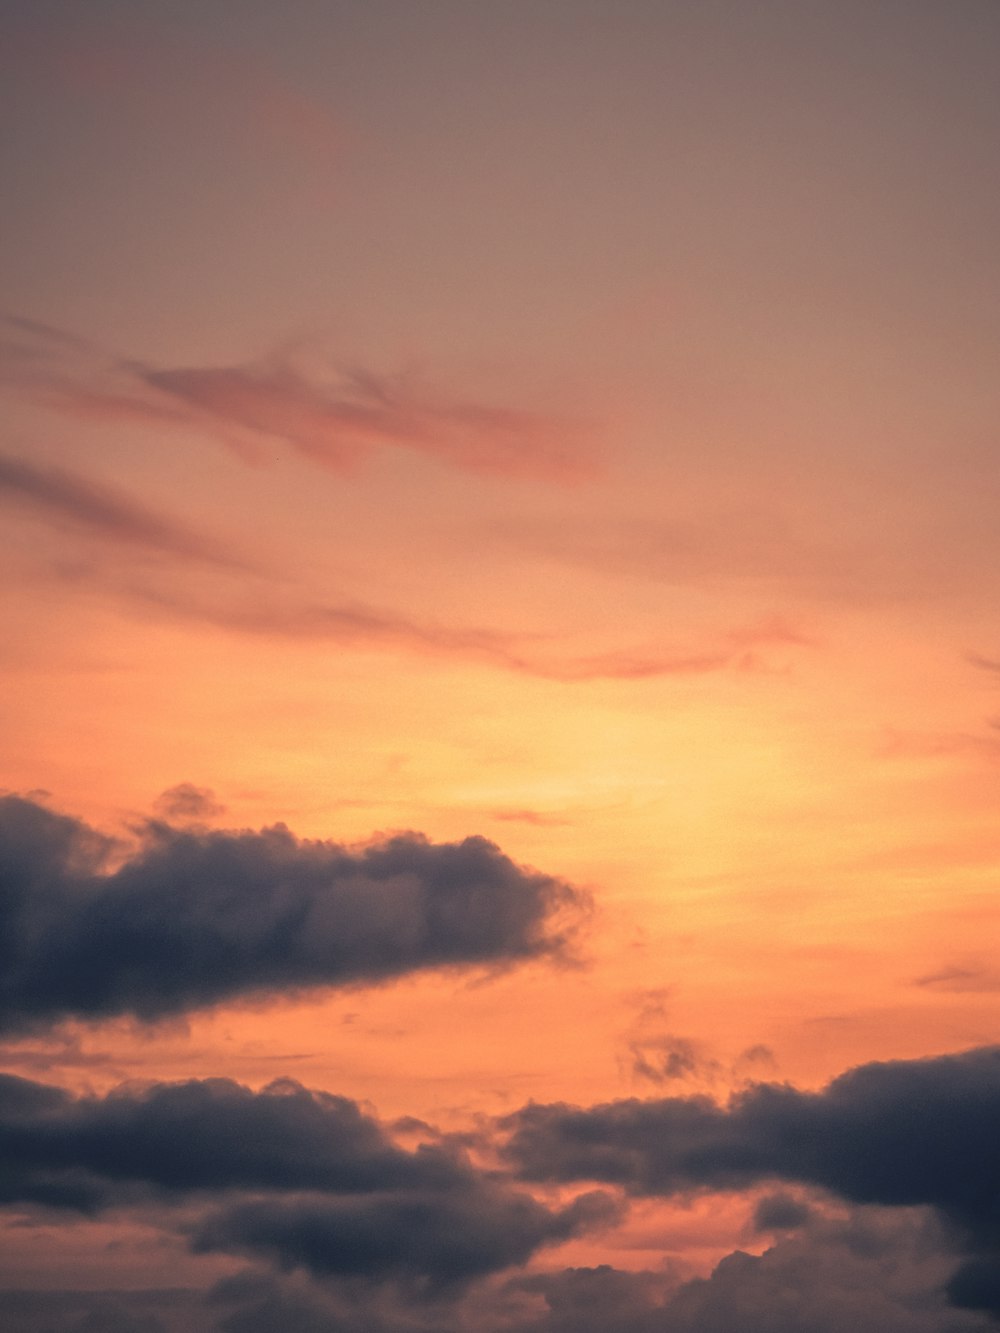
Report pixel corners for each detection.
[2,3,1000,1330]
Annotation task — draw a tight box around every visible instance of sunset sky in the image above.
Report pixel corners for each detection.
[3,3,1000,1329]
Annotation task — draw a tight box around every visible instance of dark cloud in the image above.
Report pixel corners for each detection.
[193,1186,616,1292]
[501,1045,1000,1318]
[752,1191,812,1233]
[0,450,245,570]
[0,795,586,1032]
[0,1288,192,1333]
[506,1207,986,1333]
[0,1072,619,1302]
[0,1073,464,1211]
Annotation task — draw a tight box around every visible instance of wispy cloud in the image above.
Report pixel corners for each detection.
[123,579,810,682]
[0,315,595,483]
[0,449,247,570]
[1,448,810,681]
[967,652,1000,676]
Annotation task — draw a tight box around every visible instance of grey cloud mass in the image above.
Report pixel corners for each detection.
[0,1071,618,1295]
[501,1045,1000,1319]
[0,795,586,1032]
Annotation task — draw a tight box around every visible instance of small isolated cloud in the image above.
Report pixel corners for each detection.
[626,1033,721,1086]
[0,315,595,485]
[152,783,226,823]
[912,964,1000,994]
[0,794,587,1033]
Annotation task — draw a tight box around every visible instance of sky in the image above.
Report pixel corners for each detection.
[2,1,1000,1328]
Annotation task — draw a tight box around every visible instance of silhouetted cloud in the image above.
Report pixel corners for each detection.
[0,315,593,484]
[507,1214,976,1333]
[0,1071,619,1297]
[752,1191,813,1233]
[193,1185,616,1291]
[501,1045,1000,1318]
[0,795,586,1032]
[0,1062,991,1328]
[0,1073,463,1210]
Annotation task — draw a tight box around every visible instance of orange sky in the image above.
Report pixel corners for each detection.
[2,4,1000,1330]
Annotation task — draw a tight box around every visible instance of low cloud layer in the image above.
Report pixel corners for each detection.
[0,1071,617,1295]
[501,1045,1000,1319]
[4,1053,1000,1328]
[0,795,585,1032]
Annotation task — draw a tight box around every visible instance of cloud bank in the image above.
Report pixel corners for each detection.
[501,1045,1000,1319]
[0,1071,617,1296]
[0,795,586,1033]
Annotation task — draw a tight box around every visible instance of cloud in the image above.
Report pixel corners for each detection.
[967,654,1000,676]
[152,784,226,823]
[0,316,594,484]
[506,1212,978,1333]
[193,1186,616,1292]
[0,795,587,1032]
[0,1073,466,1210]
[127,580,795,682]
[0,1287,191,1333]
[912,964,1000,994]
[0,1072,619,1297]
[501,1045,1000,1318]
[0,450,246,570]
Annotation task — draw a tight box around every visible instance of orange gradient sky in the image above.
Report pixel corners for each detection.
[2,3,1000,1330]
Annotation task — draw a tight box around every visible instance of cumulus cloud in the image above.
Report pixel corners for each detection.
[501,1045,1000,1318]
[507,1211,983,1333]
[193,1185,616,1292]
[0,1063,992,1329]
[0,1072,619,1299]
[0,795,586,1032]
[0,1073,469,1211]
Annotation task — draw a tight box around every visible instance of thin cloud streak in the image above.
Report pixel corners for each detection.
[0,450,247,570]
[0,315,596,484]
[126,579,809,681]
[0,432,807,682]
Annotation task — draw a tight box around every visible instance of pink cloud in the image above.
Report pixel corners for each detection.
[1,317,596,484]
